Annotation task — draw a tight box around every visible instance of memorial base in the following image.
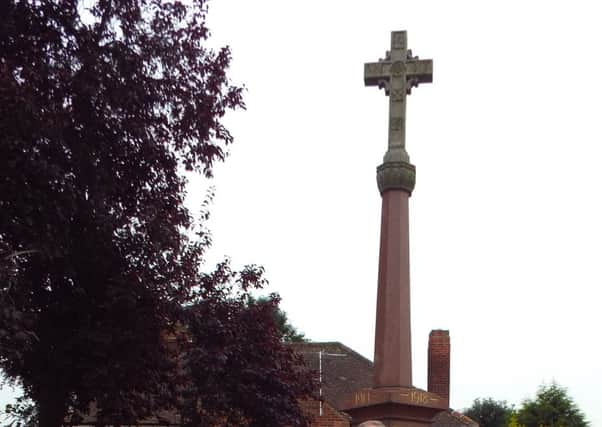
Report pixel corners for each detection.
[343,387,447,427]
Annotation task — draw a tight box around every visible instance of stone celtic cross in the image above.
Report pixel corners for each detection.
[364,31,433,164]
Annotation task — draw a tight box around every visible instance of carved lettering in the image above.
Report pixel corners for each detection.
[409,391,431,405]
[353,391,371,406]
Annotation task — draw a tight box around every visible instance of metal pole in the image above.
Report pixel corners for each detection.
[317,350,346,417]
[319,350,323,416]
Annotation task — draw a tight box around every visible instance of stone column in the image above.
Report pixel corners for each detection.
[373,163,414,388]
[343,161,447,426]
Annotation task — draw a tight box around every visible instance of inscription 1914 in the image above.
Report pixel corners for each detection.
[353,390,371,406]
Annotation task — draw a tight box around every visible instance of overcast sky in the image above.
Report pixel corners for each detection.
[3,1,601,425]
[196,0,602,424]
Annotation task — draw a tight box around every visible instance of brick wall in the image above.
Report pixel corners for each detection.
[298,399,350,427]
[428,329,450,403]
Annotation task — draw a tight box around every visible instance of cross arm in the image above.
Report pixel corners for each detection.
[364,62,389,86]
[364,59,433,88]
[405,59,433,84]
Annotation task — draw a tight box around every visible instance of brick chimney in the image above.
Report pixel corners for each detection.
[428,330,450,403]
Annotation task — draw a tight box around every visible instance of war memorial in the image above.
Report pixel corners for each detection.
[343,29,442,426]
[293,30,476,427]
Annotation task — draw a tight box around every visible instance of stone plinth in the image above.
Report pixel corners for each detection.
[343,387,447,427]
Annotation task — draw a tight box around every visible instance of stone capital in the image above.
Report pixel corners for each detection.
[376,161,416,194]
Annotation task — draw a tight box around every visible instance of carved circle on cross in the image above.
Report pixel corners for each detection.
[391,61,405,77]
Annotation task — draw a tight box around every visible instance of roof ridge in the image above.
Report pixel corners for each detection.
[290,341,374,367]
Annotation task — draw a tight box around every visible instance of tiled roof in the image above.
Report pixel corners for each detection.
[289,342,373,409]
[432,409,479,427]
[291,342,478,427]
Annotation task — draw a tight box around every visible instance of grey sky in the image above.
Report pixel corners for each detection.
[198,0,602,424]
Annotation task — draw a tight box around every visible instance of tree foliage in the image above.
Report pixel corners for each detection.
[507,413,521,427]
[249,295,307,343]
[181,275,315,427]
[465,383,589,427]
[516,383,588,427]
[462,398,513,427]
[0,0,314,426]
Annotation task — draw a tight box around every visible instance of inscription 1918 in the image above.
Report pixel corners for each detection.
[409,391,431,404]
[399,390,439,405]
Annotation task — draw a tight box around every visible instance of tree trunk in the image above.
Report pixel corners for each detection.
[37,392,67,427]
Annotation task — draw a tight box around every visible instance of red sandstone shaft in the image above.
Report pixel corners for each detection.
[373,189,412,388]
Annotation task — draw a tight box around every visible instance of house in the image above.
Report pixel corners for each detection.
[291,340,478,427]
